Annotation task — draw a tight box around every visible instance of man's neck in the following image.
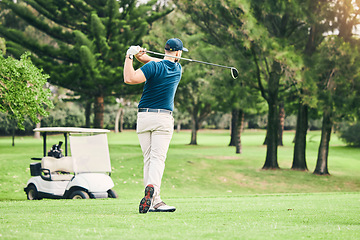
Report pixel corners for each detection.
[164,51,180,62]
[164,56,177,62]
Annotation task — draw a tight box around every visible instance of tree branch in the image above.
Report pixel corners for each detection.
[251,44,268,101]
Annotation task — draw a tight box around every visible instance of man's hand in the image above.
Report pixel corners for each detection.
[124,46,146,84]
[126,45,141,59]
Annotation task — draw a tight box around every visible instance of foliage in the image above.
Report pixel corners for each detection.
[314,37,360,116]
[0,0,171,127]
[176,0,263,113]
[338,122,360,147]
[177,0,307,166]
[143,9,221,144]
[0,52,53,130]
[41,102,85,128]
[102,103,138,130]
[0,100,141,135]
[0,112,34,135]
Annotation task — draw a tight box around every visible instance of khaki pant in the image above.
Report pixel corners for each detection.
[136,112,174,206]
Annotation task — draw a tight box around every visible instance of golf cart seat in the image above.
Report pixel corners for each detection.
[41,157,74,181]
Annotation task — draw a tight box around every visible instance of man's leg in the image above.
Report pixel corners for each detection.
[136,112,175,213]
[147,129,173,205]
[137,131,151,186]
[137,113,154,214]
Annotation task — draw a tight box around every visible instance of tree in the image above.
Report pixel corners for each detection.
[313,0,360,175]
[339,123,360,147]
[336,0,360,42]
[0,0,170,128]
[178,0,306,167]
[313,37,360,175]
[250,0,304,169]
[177,0,263,152]
[0,52,53,131]
[143,8,220,145]
[217,68,264,154]
[291,0,332,171]
[176,64,215,145]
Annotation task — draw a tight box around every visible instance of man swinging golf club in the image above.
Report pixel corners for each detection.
[124,38,188,213]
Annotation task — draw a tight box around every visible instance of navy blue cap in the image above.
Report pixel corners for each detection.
[164,38,188,52]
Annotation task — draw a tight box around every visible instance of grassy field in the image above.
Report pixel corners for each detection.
[0,130,359,239]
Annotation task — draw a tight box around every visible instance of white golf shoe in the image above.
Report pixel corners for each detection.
[149,201,176,212]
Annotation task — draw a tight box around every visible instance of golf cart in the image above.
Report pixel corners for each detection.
[24,127,118,200]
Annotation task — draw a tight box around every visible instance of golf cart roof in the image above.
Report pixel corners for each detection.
[33,127,110,134]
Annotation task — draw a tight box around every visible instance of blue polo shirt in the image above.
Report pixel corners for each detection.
[139,60,182,111]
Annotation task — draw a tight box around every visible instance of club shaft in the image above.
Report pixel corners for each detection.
[145,50,233,70]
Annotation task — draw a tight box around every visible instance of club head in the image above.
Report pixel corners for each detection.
[231,68,239,79]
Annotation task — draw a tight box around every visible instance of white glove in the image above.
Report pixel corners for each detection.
[126,45,140,59]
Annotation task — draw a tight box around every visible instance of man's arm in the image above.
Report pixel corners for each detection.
[136,51,162,64]
[123,54,146,84]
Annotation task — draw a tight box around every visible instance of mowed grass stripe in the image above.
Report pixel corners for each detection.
[1,130,360,200]
[0,193,359,239]
[0,130,359,239]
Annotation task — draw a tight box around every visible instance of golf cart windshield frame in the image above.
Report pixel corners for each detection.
[33,127,110,157]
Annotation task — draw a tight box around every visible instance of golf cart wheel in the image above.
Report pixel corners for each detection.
[26,184,41,200]
[107,189,118,198]
[69,190,90,199]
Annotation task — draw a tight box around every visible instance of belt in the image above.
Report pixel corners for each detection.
[138,108,173,115]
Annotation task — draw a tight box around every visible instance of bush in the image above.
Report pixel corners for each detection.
[202,113,231,129]
[284,115,297,130]
[103,104,138,130]
[247,115,267,129]
[0,101,86,136]
[338,123,360,147]
[0,113,34,135]
[309,119,322,130]
[41,102,85,127]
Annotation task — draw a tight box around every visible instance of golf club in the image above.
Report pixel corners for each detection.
[145,50,239,79]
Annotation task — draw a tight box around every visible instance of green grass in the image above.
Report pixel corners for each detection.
[0,130,359,239]
[1,193,359,239]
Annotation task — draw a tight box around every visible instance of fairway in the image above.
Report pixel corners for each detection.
[0,130,359,239]
[0,193,359,239]
[3,0,360,238]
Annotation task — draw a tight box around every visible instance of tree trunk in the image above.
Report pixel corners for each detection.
[263,135,267,145]
[264,102,284,146]
[120,108,124,132]
[190,114,199,145]
[85,100,92,128]
[229,109,239,146]
[235,109,244,154]
[262,101,279,169]
[189,104,211,145]
[292,19,317,169]
[262,61,281,169]
[34,117,41,139]
[115,107,124,133]
[304,26,317,56]
[94,95,104,128]
[314,110,332,175]
[176,120,181,133]
[292,103,308,171]
[278,102,285,146]
[12,120,16,147]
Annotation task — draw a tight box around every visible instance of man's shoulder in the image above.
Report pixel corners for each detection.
[141,61,157,71]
